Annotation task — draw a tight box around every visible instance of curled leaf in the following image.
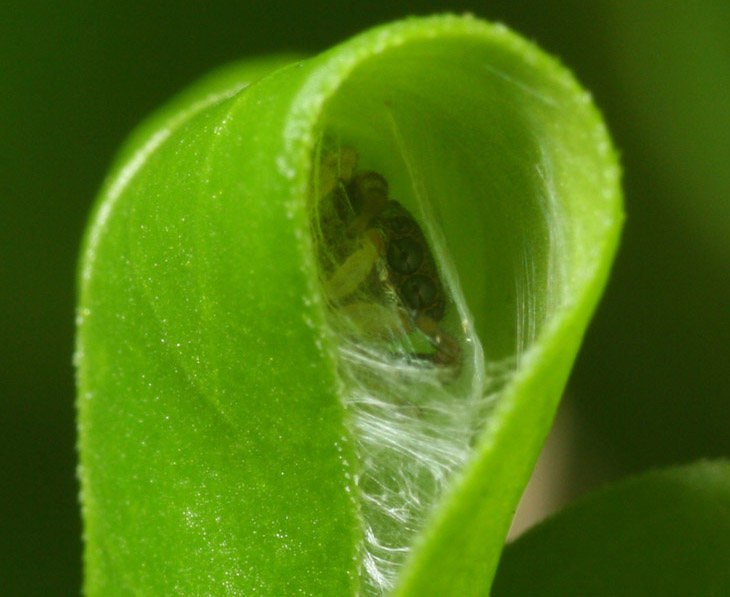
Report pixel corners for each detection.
[76,15,621,596]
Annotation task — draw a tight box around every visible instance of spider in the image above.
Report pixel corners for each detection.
[311,146,460,369]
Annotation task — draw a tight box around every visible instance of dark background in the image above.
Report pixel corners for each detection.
[2,1,728,594]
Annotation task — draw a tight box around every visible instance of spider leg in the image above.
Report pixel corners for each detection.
[317,147,357,199]
[345,172,389,237]
[322,235,380,301]
[413,312,462,368]
[323,227,385,301]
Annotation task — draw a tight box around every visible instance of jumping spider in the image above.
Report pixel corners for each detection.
[311,146,460,370]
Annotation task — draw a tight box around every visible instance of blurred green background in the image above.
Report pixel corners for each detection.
[2,1,728,594]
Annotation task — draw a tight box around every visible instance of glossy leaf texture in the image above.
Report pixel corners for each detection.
[492,460,730,596]
[76,15,622,596]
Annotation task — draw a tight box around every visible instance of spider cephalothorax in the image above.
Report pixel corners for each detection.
[312,146,460,368]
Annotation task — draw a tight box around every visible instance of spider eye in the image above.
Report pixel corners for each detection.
[387,237,423,274]
[400,274,437,311]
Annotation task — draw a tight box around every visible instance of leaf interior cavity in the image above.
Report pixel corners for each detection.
[308,36,568,594]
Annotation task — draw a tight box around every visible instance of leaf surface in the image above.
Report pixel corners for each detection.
[493,461,730,596]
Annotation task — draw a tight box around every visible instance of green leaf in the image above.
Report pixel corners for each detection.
[492,460,730,596]
[76,15,621,596]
